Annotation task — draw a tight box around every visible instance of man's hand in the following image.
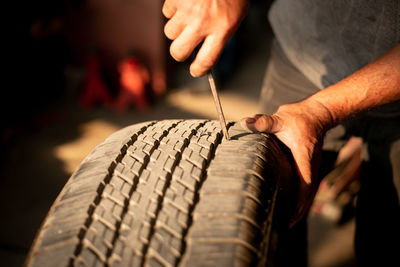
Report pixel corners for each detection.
[162,0,249,77]
[241,99,334,226]
[242,44,400,226]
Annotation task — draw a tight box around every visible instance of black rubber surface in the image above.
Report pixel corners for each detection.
[25,120,294,267]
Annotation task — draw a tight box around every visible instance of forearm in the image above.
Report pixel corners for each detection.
[306,44,400,129]
[242,44,399,225]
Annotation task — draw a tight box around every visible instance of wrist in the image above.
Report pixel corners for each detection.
[301,97,337,132]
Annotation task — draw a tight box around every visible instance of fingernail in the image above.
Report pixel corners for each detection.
[246,117,256,124]
[240,118,257,133]
[240,119,251,132]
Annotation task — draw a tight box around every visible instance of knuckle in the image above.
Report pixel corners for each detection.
[220,18,233,33]
[255,115,276,132]
[218,14,237,34]
[257,115,269,126]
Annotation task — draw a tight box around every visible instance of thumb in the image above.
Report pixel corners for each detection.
[240,114,281,133]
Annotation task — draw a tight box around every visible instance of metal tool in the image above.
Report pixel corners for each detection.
[207,72,230,140]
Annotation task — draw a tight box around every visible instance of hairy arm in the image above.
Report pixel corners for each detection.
[312,43,400,126]
[243,43,400,225]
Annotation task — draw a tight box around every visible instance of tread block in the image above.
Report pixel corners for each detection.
[26,120,289,267]
[29,240,78,267]
[52,200,93,222]
[61,178,104,201]
[189,216,261,242]
[40,219,85,247]
[184,242,255,267]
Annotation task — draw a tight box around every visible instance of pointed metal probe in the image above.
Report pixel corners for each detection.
[207,72,230,140]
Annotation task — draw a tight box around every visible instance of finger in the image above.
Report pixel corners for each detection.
[170,25,204,62]
[189,34,227,77]
[162,0,176,19]
[164,13,185,40]
[240,114,281,133]
[240,117,256,132]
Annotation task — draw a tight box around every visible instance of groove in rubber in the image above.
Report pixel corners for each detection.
[25,122,158,267]
[144,121,227,267]
[25,120,290,267]
[71,120,185,266]
[180,123,282,267]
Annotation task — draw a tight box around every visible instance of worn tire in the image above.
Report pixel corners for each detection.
[25,120,295,267]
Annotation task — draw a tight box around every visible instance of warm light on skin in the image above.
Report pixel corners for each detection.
[242,44,400,226]
[163,0,250,77]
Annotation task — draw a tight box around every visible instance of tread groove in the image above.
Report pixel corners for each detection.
[177,122,233,265]
[68,121,158,266]
[72,120,204,266]
[144,121,233,266]
[25,120,292,267]
[180,123,282,266]
[102,120,184,266]
[139,121,209,266]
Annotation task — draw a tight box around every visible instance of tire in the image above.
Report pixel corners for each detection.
[25,120,295,267]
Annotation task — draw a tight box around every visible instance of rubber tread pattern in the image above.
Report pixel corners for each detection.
[25,120,292,267]
[25,121,157,267]
[143,121,223,267]
[180,123,287,267]
[73,120,187,267]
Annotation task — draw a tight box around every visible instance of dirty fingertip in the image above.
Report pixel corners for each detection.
[240,118,255,132]
[246,117,256,123]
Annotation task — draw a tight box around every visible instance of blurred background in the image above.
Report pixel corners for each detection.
[1,0,357,266]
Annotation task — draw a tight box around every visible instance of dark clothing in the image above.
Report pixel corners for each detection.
[268,0,400,117]
[268,0,400,88]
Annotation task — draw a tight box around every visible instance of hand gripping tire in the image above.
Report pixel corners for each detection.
[25,120,295,267]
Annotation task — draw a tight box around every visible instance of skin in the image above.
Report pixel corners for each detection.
[162,0,400,225]
[162,0,249,77]
[242,44,400,225]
